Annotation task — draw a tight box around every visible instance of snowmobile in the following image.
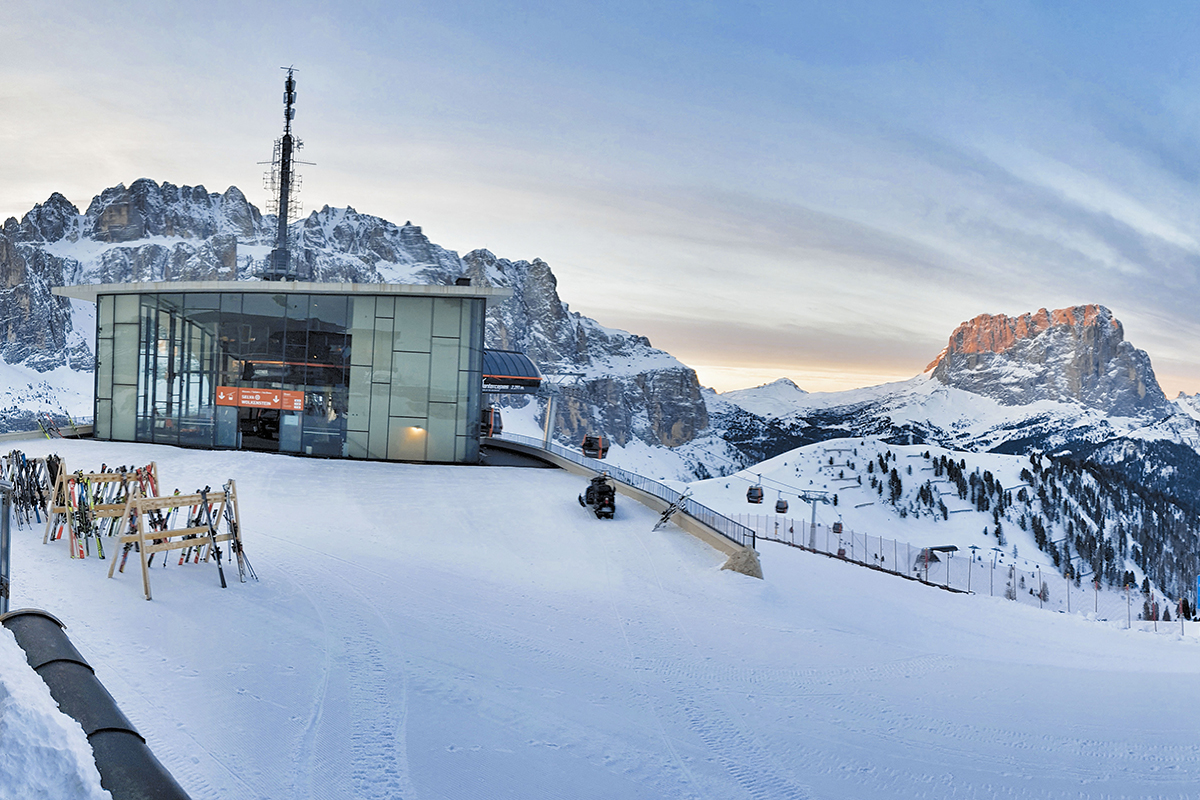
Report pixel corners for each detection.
[578,473,616,519]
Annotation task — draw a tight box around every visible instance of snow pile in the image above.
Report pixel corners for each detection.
[0,627,110,800]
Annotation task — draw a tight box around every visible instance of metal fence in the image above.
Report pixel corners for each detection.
[741,514,1188,634]
[494,433,756,549]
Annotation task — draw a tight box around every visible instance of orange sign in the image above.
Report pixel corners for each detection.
[281,390,305,411]
[239,388,282,409]
[216,386,307,410]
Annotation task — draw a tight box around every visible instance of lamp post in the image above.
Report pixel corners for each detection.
[991,547,1002,597]
[968,545,980,593]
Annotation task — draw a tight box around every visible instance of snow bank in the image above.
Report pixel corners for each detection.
[0,626,110,800]
[5,438,1200,798]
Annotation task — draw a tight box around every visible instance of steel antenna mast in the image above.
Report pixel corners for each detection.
[261,66,314,280]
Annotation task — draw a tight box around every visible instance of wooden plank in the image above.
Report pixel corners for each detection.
[138,499,152,600]
[142,532,235,554]
[133,493,207,512]
[42,466,68,544]
[109,478,241,599]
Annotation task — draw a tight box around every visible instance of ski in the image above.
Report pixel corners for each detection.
[198,486,227,589]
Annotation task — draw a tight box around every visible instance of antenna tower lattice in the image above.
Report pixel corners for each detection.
[260,66,312,281]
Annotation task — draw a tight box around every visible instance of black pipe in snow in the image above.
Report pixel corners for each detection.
[0,608,192,800]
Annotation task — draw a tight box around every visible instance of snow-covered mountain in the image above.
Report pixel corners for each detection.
[8,180,1200,525]
[708,305,1200,521]
[0,179,704,450]
[925,305,1169,416]
[716,377,808,418]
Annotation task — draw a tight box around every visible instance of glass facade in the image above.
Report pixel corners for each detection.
[94,290,486,462]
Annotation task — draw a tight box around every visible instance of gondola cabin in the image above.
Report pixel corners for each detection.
[480,405,503,437]
[746,485,764,504]
[775,497,788,514]
[581,435,609,459]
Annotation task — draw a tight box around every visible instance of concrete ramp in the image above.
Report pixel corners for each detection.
[484,435,763,579]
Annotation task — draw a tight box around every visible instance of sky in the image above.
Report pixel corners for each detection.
[5,2,1200,394]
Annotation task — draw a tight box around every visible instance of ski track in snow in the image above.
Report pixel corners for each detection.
[8,440,1200,799]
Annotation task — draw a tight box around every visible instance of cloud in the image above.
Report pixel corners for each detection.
[6,0,1200,398]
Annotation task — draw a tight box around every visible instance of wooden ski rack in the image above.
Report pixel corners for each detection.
[42,456,69,544]
[44,463,160,560]
[108,481,246,601]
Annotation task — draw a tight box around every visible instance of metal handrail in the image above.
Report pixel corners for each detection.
[496,432,756,549]
[0,479,10,614]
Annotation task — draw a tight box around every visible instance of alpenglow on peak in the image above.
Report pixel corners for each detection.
[923,304,1168,417]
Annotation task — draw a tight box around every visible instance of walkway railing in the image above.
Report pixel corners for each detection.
[494,433,756,549]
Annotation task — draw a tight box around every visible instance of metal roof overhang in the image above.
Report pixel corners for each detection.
[483,349,542,393]
[52,280,512,306]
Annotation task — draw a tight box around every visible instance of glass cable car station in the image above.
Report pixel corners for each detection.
[54,280,529,464]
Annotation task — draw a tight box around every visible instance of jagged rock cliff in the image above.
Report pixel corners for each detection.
[0,196,92,371]
[0,179,706,448]
[924,305,1169,417]
[461,249,706,447]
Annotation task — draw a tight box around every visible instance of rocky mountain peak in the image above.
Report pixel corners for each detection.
[0,179,710,450]
[17,192,81,243]
[925,304,1168,416]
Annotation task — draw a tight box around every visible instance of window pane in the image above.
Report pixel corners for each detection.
[387,417,427,461]
[98,295,114,338]
[428,337,459,404]
[426,402,456,461]
[113,323,139,385]
[114,293,139,324]
[390,352,430,417]
[372,315,394,383]
[310,294,348,330]
[96,338,113,400]
[394,297,432,353]
[432,298,461,338]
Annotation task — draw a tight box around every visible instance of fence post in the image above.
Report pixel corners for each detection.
[0,480,11,614]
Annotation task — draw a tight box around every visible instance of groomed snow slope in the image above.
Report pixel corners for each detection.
[7,440,1200,799]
